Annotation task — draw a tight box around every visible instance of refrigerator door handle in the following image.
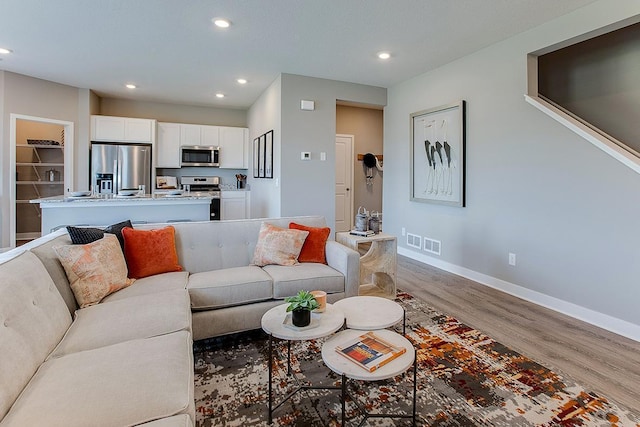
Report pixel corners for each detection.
[113,158,119,195]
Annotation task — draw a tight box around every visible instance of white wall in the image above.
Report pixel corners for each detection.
[247,75,282,219]
[383,0,640,339]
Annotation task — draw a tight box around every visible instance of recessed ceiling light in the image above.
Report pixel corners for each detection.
[0,48,12,54]
[216,93,225,98]
[377,52,391,60]
[212,18,231,28]
[237,78,247,85]
[125,84,136,89]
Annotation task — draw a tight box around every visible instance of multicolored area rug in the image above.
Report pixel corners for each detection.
[193,291,640,426]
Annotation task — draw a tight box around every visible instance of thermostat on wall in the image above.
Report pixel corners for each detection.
[301,151,311,160]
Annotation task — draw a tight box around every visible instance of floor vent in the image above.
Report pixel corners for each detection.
[406,233,421,249]
[423,237,441,255]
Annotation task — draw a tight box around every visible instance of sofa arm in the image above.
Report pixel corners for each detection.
[325,240,360,297]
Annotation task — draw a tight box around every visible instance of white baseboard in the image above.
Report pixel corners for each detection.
[398,247,640,342]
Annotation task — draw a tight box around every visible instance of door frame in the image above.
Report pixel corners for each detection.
[9,114,74,248]
[336,134,355,232]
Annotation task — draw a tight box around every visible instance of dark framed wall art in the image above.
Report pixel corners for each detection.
[410,100,466,207]
[253,130,274,179]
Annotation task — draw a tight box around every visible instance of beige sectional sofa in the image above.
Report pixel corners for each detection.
[0,216,359,426]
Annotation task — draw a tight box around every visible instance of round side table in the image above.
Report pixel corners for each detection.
[333,295,405,334]
[322,328,417,426]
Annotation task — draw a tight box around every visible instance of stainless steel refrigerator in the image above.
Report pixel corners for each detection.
[90,143,151,194]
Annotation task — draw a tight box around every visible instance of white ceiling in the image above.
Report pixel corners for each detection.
[0,0,597,109]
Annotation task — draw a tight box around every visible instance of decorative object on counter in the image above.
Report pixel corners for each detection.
[253,129,274,179]
[284,290,320,327]
[235,174,247,189]
[410,100,466,207]
[156,176,178,189]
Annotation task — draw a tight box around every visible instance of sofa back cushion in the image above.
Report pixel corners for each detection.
[27,232,78,314]
[0,251,72,420]
[135,216,329,274]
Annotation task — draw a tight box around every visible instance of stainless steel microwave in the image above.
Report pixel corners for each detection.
[181,145,220,167]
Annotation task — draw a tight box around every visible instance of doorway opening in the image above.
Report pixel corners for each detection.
[335,103,384,233]
[9,114,74,247]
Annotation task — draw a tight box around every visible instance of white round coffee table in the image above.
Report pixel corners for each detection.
[261,303,345,423]
[322,328,417,425]
[333,296,405,333]
[261,303,344,340]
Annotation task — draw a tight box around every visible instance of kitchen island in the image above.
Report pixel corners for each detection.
[31,193,213,234]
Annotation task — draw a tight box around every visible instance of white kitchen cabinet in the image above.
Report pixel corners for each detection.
[91,115,154,143]
[201,126,220,146]
[156,122,181,168]
[180,124,220,146]
[180,124,201,146]
[221,191,250,220]
[219,127,248,169]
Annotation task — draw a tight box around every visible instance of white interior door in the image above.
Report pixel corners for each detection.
[335,134,354,232]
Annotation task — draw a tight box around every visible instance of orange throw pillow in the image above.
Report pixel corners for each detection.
[122,226,183,279]
[289,222,331,264]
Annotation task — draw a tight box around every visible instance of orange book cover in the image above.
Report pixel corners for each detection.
[335,331,407,372]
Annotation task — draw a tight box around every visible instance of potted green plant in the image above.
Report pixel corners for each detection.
[285,290,320,327]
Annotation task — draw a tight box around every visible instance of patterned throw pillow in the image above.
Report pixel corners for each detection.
[289,222,331,264]
[67,220,133,250]
[252,222,309,267]
[54,234,135,308]
[122,226,183,279]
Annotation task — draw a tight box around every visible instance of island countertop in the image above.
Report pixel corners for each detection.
[31,193,213,206]
[30,193,214,233]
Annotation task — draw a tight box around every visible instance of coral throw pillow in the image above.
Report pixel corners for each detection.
[54,234,135,308]
[252,222,309,267]
[122,226,183,279]
[289,222,331,264]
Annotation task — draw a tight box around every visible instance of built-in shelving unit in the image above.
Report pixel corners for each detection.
[15,142,65,245]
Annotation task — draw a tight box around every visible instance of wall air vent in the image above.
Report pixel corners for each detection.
[423,237,441,255]
[406,233,421,249]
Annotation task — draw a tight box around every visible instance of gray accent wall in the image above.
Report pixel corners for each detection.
[383,0,640,332]
[0,72,82,248]
[248,74,386,227]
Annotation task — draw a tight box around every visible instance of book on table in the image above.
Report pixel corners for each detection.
[335,331,407,372]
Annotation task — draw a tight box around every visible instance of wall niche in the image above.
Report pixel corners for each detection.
[526,16,640,173]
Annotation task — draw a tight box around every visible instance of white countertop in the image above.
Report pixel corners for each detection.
[31,193,213,205]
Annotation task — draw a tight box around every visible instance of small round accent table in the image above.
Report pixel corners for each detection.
[333,295,406,334]
[261,303,345,424]
[322,329,417,426]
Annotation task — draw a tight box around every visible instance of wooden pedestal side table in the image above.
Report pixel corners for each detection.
[335,232,397,299]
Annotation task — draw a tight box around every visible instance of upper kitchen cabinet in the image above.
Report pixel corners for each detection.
[219,127,248,169]
[91,115,155,143]
[180,124,220,146]
[156,122,181,168]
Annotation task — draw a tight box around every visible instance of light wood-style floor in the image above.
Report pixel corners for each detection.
[396,255,640,415]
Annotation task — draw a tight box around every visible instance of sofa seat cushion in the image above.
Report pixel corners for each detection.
[1,331,194,427]
[49,289,192,358]
[188,266,273,310]
[101,271,189,303]
[264,263,345,299]
[137,414,193,427]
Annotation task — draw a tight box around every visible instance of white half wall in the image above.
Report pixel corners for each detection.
[383,0,640,335]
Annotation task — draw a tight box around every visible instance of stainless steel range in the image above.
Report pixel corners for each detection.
[181,176,221,220]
